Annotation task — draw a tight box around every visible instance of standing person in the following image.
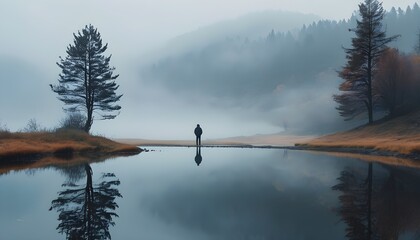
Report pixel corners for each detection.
[194,124,203,146]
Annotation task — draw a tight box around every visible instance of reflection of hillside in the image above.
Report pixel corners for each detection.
[50,164,122,240]
[310,151,420,169]
[376,168,420,238]
[333,163,420,239]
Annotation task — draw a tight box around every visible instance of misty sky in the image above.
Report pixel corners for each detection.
[0,0,418,139]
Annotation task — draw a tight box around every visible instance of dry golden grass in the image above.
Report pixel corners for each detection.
[298,111,420,155]
[0,129,141,159]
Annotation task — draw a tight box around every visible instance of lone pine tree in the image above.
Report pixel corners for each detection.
[51,24,122,133]
[334,0,398,124]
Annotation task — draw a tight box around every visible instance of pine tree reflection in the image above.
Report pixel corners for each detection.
[333,162,420,240]
[49,164,122,240]
[332,162,374,240]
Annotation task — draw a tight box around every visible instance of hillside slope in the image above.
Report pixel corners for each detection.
[299,111,420,155]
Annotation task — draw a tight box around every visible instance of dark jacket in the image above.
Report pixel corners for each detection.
[194,126,203,136]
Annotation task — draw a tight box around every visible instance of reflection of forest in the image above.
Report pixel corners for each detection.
[50,164,122,240]
[333,162,420,240]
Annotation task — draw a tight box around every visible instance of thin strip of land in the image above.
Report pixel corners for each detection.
[116,134,315,148]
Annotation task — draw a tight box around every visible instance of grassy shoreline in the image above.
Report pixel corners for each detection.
[0,129,142,163]
[1,110,410,171]
[296,111,420,161]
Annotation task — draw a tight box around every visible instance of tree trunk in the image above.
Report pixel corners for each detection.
[85,164,93,240]
[84,111,92,133]
[367,8,374,125]
[367,55,373,124]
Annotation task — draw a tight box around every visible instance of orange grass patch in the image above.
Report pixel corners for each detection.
[0,129,141,159]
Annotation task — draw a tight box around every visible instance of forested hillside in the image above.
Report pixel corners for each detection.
[142,4,420,134]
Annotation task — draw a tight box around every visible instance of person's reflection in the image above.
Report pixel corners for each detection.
[282,150,288,160]
[49,163,122,240]
[195,146,202,166]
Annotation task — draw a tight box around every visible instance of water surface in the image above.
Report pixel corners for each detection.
[1,147,420,239]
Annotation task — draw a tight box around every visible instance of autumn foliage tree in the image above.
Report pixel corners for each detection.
[51,24,122,133]
[334,0,398,123]
[374,48,420,117]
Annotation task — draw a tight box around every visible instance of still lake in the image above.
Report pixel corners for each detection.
[1,147,420,239]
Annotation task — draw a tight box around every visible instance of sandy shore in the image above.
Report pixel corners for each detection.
[115,134,315,147]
